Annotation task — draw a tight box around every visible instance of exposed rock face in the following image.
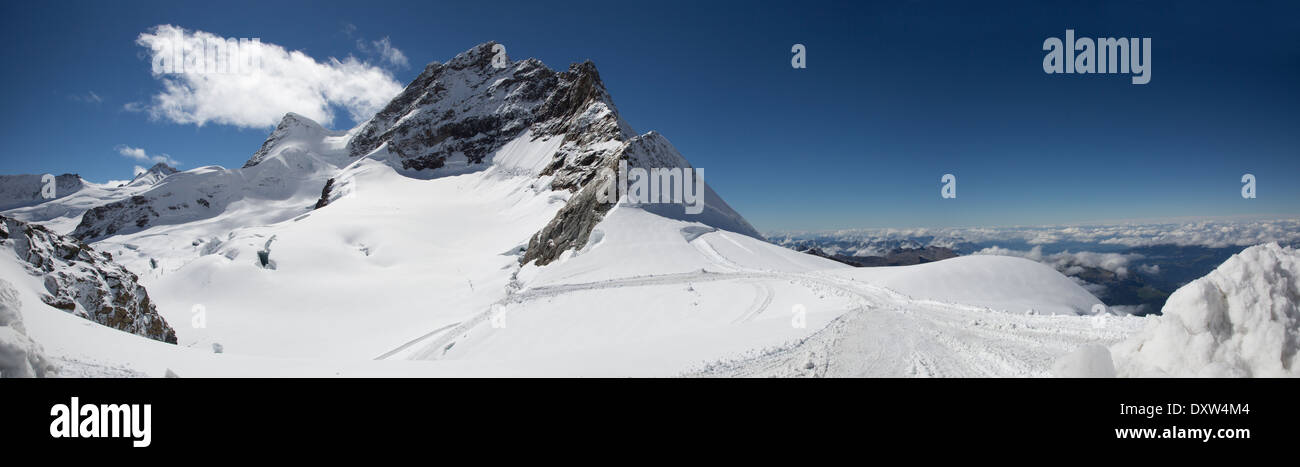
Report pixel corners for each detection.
[314,178,335,210]
[72,195,163,241]
[0,173,84,211]
[522,156,621,266]
[519,132,764,266]
[1,215,176,344]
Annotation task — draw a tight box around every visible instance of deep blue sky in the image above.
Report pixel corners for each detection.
[1,0,1296,231]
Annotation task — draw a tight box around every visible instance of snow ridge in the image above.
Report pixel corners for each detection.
[0,174,84,211]
[127,162,179,187]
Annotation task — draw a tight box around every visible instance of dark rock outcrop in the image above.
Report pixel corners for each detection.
[313,178,335,210]
[71,195,162,241]
[1,215,177,343]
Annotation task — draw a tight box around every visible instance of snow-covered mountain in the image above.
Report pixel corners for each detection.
[1,43,1294,378]
[0,173,84,212]
[126,162,179,187]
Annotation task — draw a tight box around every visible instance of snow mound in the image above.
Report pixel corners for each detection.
[1052,344,1116,377]
[0,278,55,377]
[827,255,1103,315]
[1112,242,1300,377]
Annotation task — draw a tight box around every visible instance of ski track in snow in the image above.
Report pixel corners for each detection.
[393,235,1142,376]
[731,280,774,324]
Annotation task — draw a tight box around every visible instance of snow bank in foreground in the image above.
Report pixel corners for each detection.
[1112,243,1300,377]
[0,278,55,377]
[1052,345,1117,378]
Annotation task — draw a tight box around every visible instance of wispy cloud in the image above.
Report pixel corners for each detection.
[69,91,103,104]
[357,36,409,69]
[130,24,404,129]
[115,145,180,167]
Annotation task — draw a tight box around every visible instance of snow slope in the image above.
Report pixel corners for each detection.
[2,134,1139,377]
[138,137,567,359]
[387,205,1127,377]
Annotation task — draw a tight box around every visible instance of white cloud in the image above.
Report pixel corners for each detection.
[132,24,404,129]
[116,145,180,167]
[358,37,408,68]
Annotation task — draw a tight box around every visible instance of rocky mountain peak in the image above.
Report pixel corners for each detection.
[347,42,629,176]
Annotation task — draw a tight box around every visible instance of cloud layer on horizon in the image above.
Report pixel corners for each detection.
[771,218,1300,250]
